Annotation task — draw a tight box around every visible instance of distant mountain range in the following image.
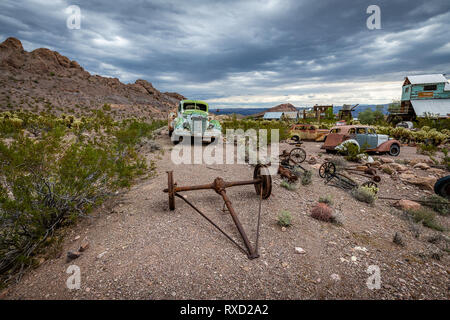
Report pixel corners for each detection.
[210,104,391,117]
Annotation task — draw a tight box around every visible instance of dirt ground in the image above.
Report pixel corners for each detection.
[2,131,449,300]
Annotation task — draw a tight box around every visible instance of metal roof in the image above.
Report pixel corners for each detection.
[410,99,450,117]
[406,74,448,85]
[263,112,283,119]
[282,111,299,118]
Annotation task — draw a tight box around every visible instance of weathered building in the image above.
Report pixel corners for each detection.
[397,74,450,119]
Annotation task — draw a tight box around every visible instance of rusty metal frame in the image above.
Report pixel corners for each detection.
[163,164,272,259]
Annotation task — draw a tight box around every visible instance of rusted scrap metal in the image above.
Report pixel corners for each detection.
[319,161,378,192]
[343,167,381,182]
[163,164,272,259]
[278,165,298,182]
[278,145,307,180]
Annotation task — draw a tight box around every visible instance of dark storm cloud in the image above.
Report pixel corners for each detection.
[1,0,449,106]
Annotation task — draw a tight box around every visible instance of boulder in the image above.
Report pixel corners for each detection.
[413,163,430,170]
[389,163,407,172]
[371,160,381,168]
[379,157,394,164]
[394,199,421,211]
[399,174,436,191]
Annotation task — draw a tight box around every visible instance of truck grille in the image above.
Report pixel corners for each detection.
[191,117,206,135]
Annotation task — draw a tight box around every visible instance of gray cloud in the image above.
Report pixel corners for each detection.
[1,0,449,107]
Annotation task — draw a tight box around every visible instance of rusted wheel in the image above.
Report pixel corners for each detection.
[289,147,306,165]
[167,171,175,210]
[254,164,272,199]
[361,181,378,193]
[319,161,336,178]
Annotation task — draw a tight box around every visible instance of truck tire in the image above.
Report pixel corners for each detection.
[434,175,450,199]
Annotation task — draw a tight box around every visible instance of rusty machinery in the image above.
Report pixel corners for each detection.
[163,164,272,259]
[319,161,379,192]
[278,143,307,181]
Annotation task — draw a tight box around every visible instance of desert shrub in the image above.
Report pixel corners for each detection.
[440,148,450,171]
[301,170,312,186]
[421,194,449,216]
[102,103,112,111]
[351,186,378,204]
[277,210,292,227]
[416,143,438,155]
[0,111,164,283]
[329,157,347,170]
[344,143,361,162]
[318,195,333,205]
[407,208,445,231]
[382,166,393,175]
[280,180,297,191]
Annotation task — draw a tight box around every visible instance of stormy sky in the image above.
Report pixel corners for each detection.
[1,0,449,108]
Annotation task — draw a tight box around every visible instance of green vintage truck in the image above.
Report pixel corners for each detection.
[168,100,222,144]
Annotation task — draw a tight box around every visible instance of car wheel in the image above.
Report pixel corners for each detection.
[388,143,400,156]
[169,129,173,137]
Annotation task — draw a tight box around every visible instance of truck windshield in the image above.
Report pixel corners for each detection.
[183,103,207,112]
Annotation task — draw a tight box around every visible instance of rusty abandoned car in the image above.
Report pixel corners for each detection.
[321,125,401,156]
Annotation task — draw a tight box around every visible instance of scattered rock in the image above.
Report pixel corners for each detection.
[371,160,381,168]
[67,251,81,261]
[394,199,421,211]
[97,251,108,259]
[379,157,394,164]
[307,156,317,165]
[353,246,368,252]
[393,232,404,246]
[389,163,407,172]
[79,240,90,252]
[330,273,341,281]
[399,174,436,191]
[74,235,80,241]
[351,256,357,262]
[295,247,306,254]
[413,163,430,170]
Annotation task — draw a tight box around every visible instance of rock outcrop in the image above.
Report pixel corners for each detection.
[0,37,185,119]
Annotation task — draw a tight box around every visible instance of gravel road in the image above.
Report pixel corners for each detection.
[2,132,449,300]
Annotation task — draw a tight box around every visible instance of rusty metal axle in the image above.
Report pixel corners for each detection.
[163,164,272,259]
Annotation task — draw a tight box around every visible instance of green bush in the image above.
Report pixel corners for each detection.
[301,170,312,186]
[351,186,378,204]
[421,194,449,216]
[0,111,164,283]
[318,195,333,205]
[280,180,297,191]
[408,208,445,231]
[277,210,292,227]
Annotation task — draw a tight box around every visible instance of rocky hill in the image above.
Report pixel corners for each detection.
[251,103,298,118]
[0,37,185,120]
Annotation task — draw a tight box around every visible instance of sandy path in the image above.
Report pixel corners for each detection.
[2,132,449,300]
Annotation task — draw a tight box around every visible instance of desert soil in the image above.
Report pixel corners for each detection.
[2,130,449,300]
